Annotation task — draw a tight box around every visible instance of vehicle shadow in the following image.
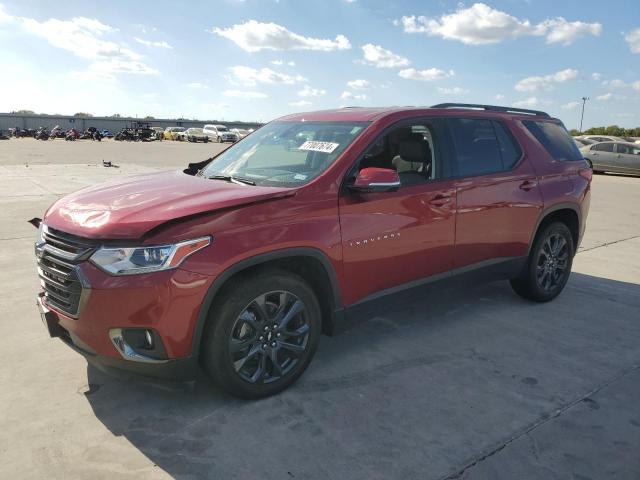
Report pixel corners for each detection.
[84,272,640,479]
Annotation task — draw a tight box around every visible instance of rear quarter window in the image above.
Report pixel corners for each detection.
[523,120,583,161]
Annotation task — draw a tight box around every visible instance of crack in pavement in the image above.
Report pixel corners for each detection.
[578,235,640,254]
[439,363,640,480]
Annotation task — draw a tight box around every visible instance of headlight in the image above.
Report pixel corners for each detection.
[90,236,211,275]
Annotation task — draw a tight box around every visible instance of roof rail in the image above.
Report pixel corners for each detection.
[431,103,550,118]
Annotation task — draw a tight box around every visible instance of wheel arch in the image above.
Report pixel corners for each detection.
[190,248,342,358]
[528,203,580,254]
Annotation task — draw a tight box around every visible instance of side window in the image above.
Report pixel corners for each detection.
[448,118,502,176]
[492,121,522,168]
[522,120,583,161]
[594,143,614,152]
[358,121,438,186]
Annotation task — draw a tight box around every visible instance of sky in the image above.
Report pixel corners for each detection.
[0,0,639,129]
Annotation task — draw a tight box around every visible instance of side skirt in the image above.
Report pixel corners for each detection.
[331,256,527,335]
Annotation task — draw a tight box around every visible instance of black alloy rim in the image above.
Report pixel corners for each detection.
[536,233,569,292]
[229,291,310,384]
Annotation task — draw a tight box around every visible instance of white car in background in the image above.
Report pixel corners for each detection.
[231,128,250,139]
[203,124,239,143]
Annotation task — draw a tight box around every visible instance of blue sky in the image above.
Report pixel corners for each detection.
[0,0,638,128]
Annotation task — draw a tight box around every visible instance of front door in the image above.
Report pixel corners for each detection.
[339,119,456,305]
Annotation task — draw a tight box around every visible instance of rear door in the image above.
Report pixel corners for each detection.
[447,118,543,269]
[615,143,640,174]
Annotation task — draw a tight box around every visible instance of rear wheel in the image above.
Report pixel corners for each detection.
[202,271,321,399]
[510,222,574,302]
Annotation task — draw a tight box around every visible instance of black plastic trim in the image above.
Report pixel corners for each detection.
[527,202,581,255]
[190,247,342,356]
[432,103,550,118]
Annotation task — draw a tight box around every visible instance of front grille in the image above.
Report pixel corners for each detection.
[36,226,96,317]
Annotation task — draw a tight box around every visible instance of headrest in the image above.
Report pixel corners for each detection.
[399,139,429,164]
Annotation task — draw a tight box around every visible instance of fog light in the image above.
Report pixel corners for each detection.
[109,328,168,363]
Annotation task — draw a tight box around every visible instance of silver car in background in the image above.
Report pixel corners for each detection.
[580,141,640,176]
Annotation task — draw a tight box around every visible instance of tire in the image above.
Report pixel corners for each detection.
[510,222,574,302]
[201,270,321,399]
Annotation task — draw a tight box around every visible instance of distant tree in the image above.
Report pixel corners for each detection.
[144,115,155,120]
[109,113,122,118]
[73,112,93,117]
[569,129,580,136]
[12,109,35,114]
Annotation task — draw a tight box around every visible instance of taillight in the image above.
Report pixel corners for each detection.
[579,168,592,183]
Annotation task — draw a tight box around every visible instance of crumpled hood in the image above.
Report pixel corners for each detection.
[44,170,294,239]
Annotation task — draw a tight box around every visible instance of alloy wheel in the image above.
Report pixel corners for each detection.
[229,291,310,384]
[536,233,569,292]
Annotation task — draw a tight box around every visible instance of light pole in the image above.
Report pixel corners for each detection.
[579,97,589,134]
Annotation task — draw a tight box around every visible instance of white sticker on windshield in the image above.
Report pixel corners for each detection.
[298,141,339,154]
[294,174,307,180]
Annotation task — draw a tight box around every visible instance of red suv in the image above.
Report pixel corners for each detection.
[35,104,591,398]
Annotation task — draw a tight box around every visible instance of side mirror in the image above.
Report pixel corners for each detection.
[348,167,400,193]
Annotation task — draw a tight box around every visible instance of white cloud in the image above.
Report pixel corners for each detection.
[495,94,505,100]
[361,44,409,68]
[596,93,612,101]
[134,37,173,49]
[228,66,306,86]
[0,3,13,22]
[212,20,351,52]
[591,72,602,81]
[0,8,156,76]
[186,82,207,89]
[561,101,580,110]
[513,97,539,107]
[633,81,640,91]
[602,79,627,88]
[341,91,367,100]
[396,4,601,46]
[298,85,326,97]
[289,100,312,107]
[514,69,578,92]
[625,28,640,53]
[347,79,371,90]
[438,86,469,95]
[222,89,268,99]
[398,67,454,81]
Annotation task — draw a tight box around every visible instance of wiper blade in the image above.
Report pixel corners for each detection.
[207,174,256,186]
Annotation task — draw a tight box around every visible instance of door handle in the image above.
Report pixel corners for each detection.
[429,194,451,206]
[519,180,538,191]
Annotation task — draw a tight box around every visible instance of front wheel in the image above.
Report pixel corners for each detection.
[201,271,321,399]
[510,222,574,302]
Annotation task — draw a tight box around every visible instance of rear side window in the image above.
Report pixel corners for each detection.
[593,143,614,152]
[493,121,522,168]
[523,120,583,161]
[448,118,502,176]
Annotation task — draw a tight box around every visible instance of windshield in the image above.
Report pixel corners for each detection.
[201,121,368,187]
[216,126,229,132]
[189,128,203,134]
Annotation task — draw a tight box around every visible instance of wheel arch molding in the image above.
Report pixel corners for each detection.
[528,202,581,255]
[190,247,342,358]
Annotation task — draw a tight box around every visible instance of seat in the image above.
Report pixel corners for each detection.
[392,138,432,185]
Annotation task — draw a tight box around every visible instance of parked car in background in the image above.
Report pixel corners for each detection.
[151,127,164,141]
[183,128,210,143]
[35,103,591,399]
[573,137,595,147]
[100,130,113,138]
[203,124,239,143]
[164,126,185,141]
[580,135,625,143]
[580,141,640,175]
[231,128,250,139]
